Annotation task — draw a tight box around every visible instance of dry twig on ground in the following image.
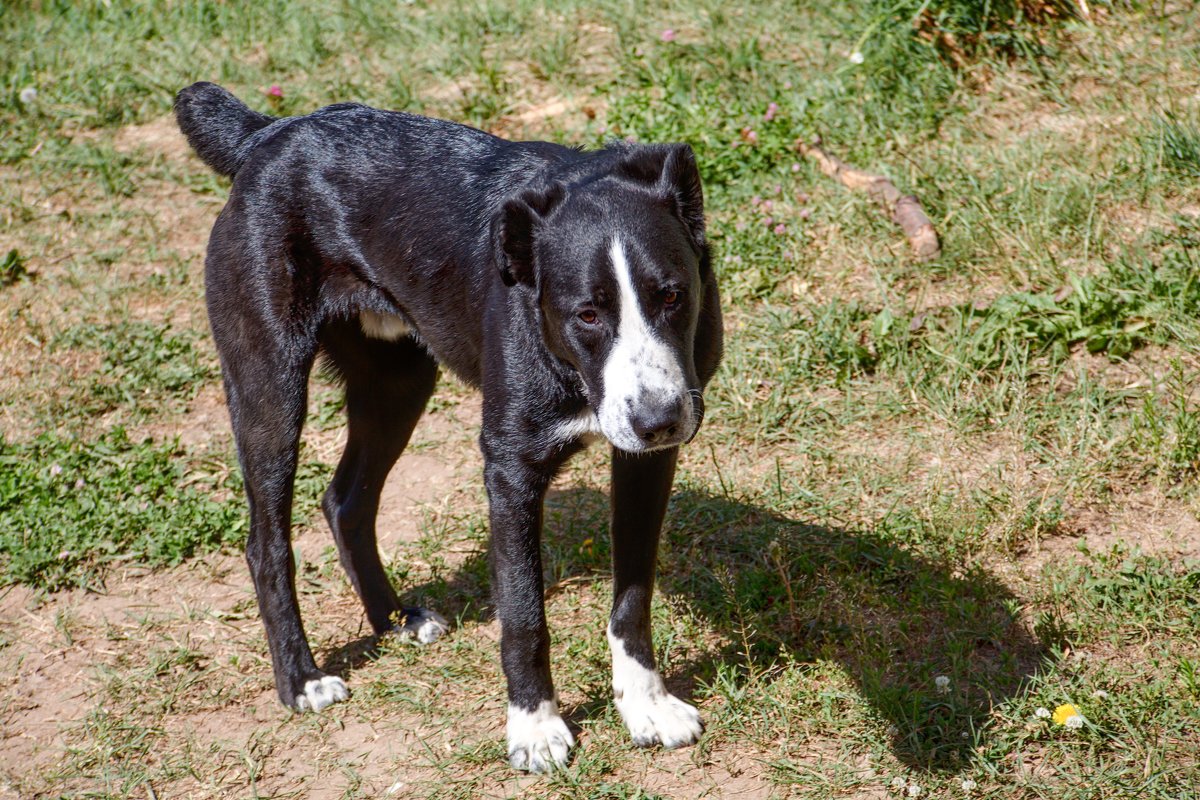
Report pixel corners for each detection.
[796,137,941,261]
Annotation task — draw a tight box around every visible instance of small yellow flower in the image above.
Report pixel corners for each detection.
[1052,703,1083,726]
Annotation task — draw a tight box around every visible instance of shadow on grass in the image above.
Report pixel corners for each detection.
[321,633,383,676]
[341,484,1047,773]
[657,489,1047,772]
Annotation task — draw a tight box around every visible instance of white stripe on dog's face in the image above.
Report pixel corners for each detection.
[596,238,694,452]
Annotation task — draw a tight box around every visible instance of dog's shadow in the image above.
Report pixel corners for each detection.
[327,485,1048,772]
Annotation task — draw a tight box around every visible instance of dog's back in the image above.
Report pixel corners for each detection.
[173,82,657,387]
[175,82,549,383]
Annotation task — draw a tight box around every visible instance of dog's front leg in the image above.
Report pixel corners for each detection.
[609,446,703,749]
[483,438,574,772]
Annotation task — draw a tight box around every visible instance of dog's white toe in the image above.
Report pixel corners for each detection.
[395,608,450,644]
[617,691,704,749]
[294,675,349,712]
[507,700,575,773]
[609,627,703,748]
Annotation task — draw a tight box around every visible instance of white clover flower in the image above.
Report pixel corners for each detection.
[935,675,951,694]
[1035,707,1051,719]
[961,778,977,791]
[1065,714,1085,729]
[891,776,908,790]
[849,51,865,64]
[19,87,37,104]
[1092,689,1109,699]
[907,784,922,797]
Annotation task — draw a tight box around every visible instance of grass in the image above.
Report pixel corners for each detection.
[49,320,217,420]
[0,428,243,590]
[2,0,1200,797]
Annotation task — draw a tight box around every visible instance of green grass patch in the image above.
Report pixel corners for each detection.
[1042,543,1200,643]
[911,236,1200,368]
[50,320,216,421]
[0,428,243,590]
[1,247,30,287]
[1149,113,1200,179]
[662,489,1044,770]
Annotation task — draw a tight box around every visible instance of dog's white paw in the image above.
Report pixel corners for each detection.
[394,608,450,644]
[294,675,349,712]
[609,627,703,748]
[506,700,575,773]
[616,690,704,749]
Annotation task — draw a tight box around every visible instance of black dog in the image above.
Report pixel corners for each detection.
[175,82,722,772]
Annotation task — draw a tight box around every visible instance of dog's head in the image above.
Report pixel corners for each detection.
[494,143,716,453]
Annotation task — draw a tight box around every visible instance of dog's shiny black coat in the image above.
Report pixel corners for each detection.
[175,82,721,758]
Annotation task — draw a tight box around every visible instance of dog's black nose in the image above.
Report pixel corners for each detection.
[633,401,682,445]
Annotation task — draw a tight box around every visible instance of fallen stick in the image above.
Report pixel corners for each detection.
[795,137,941,261]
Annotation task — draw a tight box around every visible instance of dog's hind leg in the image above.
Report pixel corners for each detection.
[318,320,448,643]
[215,319,341,712]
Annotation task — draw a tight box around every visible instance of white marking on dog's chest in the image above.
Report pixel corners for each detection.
[550,409,604,447]
[359,310,411,340]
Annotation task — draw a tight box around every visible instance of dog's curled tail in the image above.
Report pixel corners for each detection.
[174,82,276,178]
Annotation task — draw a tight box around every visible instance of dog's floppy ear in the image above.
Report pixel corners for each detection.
[656,144,706,252]
[495,183,564,287]
[617,144,706,253]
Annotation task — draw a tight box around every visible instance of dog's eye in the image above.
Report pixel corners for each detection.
[662,290,681,307]
[578,310,598,325]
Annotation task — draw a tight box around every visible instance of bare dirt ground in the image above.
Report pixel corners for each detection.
[0,388,485,798]
[0,384,788,798]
